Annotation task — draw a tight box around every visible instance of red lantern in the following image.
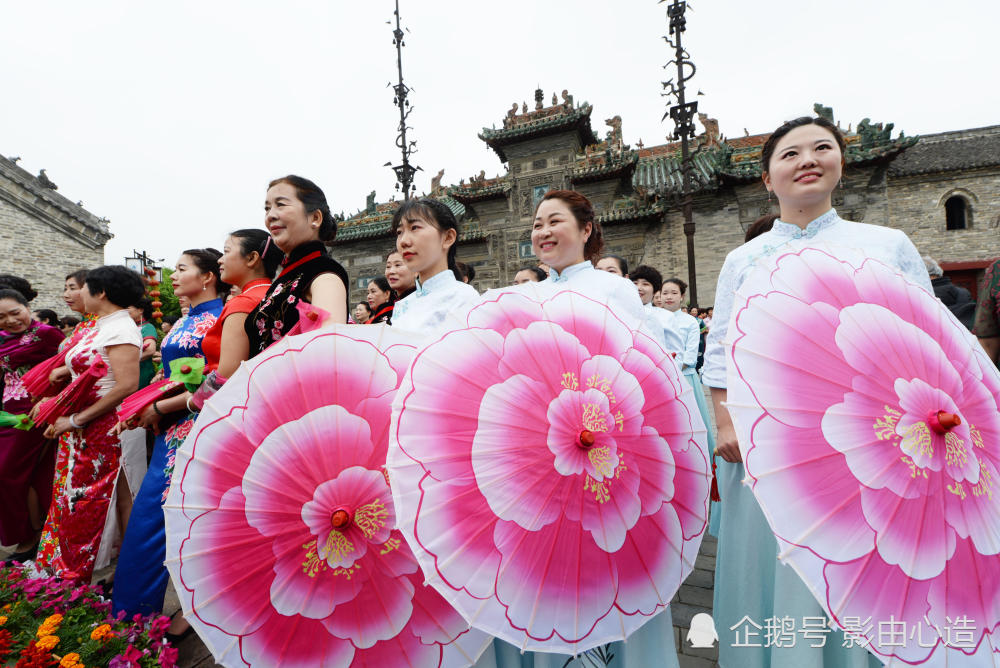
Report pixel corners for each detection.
[150,290,161,298]
[151,300,163,309]
[152,310,163,319]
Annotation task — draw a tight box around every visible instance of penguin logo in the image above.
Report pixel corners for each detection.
[686,613,719,648]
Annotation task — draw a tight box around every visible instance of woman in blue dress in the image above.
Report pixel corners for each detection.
[704,115,929,668]
[112,249,227,625]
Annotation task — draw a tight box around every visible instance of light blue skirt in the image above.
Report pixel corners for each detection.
[713,459,883,668]
[684,371,720,537]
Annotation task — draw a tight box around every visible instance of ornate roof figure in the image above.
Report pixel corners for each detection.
[481,92,598,162]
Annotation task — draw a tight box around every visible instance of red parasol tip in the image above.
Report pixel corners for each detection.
[331,509,351,530]
[307,311,319,321]
[928,410,961,434]
[180,364,192,374]
[578,430,596,449]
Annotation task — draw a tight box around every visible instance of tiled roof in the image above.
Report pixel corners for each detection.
[888,126,1000,176]
[633,148,729,195]
[334,195,472,243]
[448,178,511,203]
[597,197,669,226]
[479,104,598,161]
[570,150,639,184]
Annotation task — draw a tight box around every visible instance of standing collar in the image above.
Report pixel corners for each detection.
[771,208,840,240]
[188,297,224,317]
[549,260,593,283]
[283,240,327,265]
[414,270,457,296]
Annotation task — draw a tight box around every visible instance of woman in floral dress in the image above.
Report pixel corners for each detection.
[113,249,226,616]
[0,288,64,559]
[34,266,145,582]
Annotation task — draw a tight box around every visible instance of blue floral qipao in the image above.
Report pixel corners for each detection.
[113,297,224,617]
[703,209,929,668]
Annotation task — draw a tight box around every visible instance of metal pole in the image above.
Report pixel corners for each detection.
[389,0,420,199]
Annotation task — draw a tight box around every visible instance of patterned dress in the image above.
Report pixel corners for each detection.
[973,258,1000,341]
[0,322,64,545]
[35,310,141,582]
[113,297,223,616]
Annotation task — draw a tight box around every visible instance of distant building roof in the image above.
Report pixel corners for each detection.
[479,102,598,162]
[888,126,1000,176]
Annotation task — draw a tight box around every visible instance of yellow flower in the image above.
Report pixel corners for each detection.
[90,624,113,641]
[36,634,60,651]
[0,615,7,625]
[1,603,10,611]
[43,613,64,626]
[60,653,82,668]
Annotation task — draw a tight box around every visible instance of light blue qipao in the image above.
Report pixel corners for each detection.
[702,208,931,668]
[391,269,481,336]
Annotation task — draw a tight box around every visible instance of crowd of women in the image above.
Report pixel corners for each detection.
[2,115,997,667]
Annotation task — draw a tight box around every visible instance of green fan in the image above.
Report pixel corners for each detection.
[0,411,34,431]
[168,357,206,392]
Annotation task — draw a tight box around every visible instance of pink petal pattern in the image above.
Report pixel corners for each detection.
[727,246,1000,664]
[165,325,488,667]
[389,290,709,653]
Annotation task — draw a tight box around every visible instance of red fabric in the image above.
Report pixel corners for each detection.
[200,279,270,369]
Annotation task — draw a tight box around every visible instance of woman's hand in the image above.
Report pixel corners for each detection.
[715,423,742,463]
[48,366,70,384]
[136,403,162,433]
[44,416,74,440]
[151,366,163,382]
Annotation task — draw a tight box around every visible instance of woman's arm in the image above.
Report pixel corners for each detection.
[307,273,348,325]
[711,387,741,463]
[139,338,157,361]
[216,313,250,379]
[980,337,1000,363]
[46,343,140,438]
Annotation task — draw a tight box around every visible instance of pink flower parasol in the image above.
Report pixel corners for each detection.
[726,246,1000,664]
[387,290,710,654]
[163,324,489,667]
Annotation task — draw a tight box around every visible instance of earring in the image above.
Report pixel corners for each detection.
[767,190,773,202]
[312,223,318,228]
[203,285,207,291]
[839,178,844,189]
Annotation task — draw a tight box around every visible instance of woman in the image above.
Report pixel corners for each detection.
[391,197,479,333]
[477,191,681,668]
[33,309,60,328]
[113,249,229,619]
[512,265,546,285]
[245,175,348,357]
[704,116,929,668]
[365,276,394,324]
[0,289,64,560]
[974,258,1000,363]
[128,297,158,390]
[34,266,144,582]
[385,250,416,301]
[596,254,628,277]
[353,301,373,323]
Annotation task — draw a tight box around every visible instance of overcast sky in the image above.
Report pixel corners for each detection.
[3,0,997,270]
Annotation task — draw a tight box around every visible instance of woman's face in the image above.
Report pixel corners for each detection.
[596,257,623,276]
[265,182,320,253]
[385,252,415,293]
[690,307,700,318]
[396,212,455,276]
[366,281,390,309]
[0,298,32,334]
[652,291,663,308]
[531,199,590,273]
[80,282,102,313]
[514,269,540,285]
[661,282,684,311]
[219,236,254,287]
[127,305,143,323]
[353,303,370,323]
[633,278,655,305]
[171,255,210,299]
[63,278,85,314]
[763,124,843,209]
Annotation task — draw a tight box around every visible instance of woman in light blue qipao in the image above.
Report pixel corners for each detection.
[391,198,480,335]
[704,115,930,668]
[475,190,684,668]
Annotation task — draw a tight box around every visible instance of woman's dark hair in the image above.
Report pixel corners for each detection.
[391,198,461,272]
[230,228,283,279]
[538,190,605,263]
[34,309,60,326]
[162,314,180,326]
[268,175,337,243]
[663,277,689,295]
[134,296,153,321]
[601,255,628,276]
[182,248,231,294]
[0,288,29,307]
[630,265,663,294]
[760,115,846,175]
[454,261,476,283]
[356,301,373,317]
[519,265,547,281]
[745,215,777,242]
[59,315,80,328]
[0,275,37,302]
[64,269,88,288]
[85,265,146,309]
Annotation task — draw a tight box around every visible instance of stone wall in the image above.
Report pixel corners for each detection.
[0,199,104,314]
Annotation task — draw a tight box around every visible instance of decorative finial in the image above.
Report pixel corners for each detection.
[534,88,544,110]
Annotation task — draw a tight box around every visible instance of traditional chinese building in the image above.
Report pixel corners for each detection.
[333,90,999,306]
[0,155,112,312]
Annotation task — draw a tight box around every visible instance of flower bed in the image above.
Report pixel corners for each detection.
[0,564,177,668]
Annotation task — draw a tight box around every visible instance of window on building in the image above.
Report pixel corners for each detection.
[945,196,968,230]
